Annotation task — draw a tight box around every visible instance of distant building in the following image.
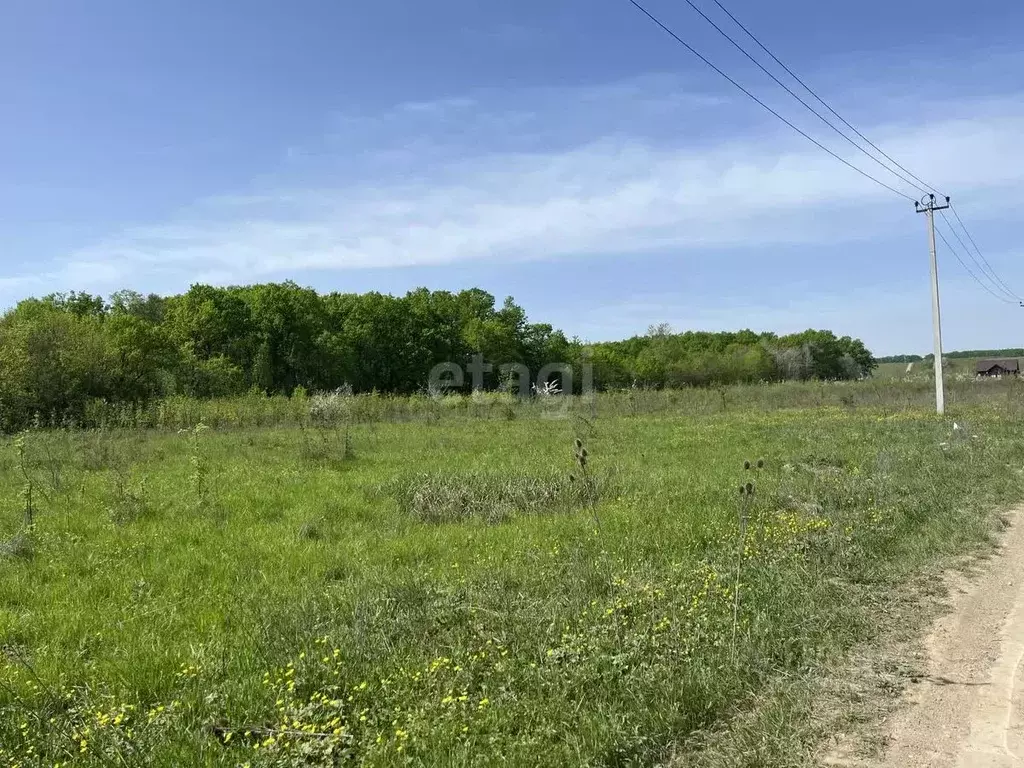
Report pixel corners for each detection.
[976,358,1020,377]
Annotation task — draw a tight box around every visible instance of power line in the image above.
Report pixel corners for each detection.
[706,0,946,198]
[938,210,1019,302]
[674,0,928,197]
[624,0,916,201]
[694,0,1024,306]
[948,204,1023,302]
[934,222,1017,305]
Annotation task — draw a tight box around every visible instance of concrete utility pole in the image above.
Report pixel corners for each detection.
[915,193,951,415]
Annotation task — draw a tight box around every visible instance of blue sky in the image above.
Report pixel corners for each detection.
[2,0,1023,356]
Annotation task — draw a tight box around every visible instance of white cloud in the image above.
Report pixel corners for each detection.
[60,101,1024,283]
[5,65,1024,319]
[397,97,477,114]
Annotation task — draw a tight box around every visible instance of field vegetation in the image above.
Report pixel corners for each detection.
[1,380,1023,766]
[0,284,875,431]
[876,348,1024,364]
[874,348,1024,380]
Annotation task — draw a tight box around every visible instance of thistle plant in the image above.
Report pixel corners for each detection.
[569,437,600,528]
[733,457,765,662]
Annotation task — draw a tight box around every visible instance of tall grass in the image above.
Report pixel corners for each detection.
[31,376,1024,432]
[0,385,1022,765]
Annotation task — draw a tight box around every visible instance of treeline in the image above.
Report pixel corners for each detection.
[876,354,922,363]
[587,325,874,389]
[878,348,1024,363]
[945,349,1024,359]
[0,282,875,430]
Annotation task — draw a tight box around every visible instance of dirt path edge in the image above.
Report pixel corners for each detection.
[825,505,1024,767]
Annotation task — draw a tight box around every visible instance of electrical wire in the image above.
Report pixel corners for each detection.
[675,0,927,197]
[948,204,1023,302]
[935,222,1017,305]
[627,0,1023,307]
[704,0,1024,305]
[706,0,946,198]
[624,0,916,202]
[938,210,1019,302]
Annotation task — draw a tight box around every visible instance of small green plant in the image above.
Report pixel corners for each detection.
[14,432,35,529]
[80,427,118,472]
[34,432,70,500]
[107,469,150,525]
[299,423,354,467]
[497,368,523,398]
[2,433,37,560]
[180,423,210,511]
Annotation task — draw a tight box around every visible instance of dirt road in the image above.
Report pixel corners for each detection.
[876,507,1024,767]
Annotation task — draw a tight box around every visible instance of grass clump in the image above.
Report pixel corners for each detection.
[105,470,150,525]
[388,437,610,525]
[298,423,354,467]
[0,530,33,560]
[385,469,572,524]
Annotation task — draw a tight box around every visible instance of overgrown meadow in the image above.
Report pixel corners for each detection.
[2,381,1023,766]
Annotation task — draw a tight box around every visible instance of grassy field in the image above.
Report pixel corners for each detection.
[1,384,1024,766]
[873,357,1015,379]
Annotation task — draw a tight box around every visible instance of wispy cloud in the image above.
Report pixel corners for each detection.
[396,97,478,115]
[8,64,1024,308]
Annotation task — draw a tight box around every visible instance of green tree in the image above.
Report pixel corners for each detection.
[110,290,167,323]
[239,282,328,393]
[0,303,111,425]
[164,284,255,369]
[104,313,178,400]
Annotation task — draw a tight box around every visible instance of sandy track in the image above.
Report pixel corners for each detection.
[874,508,1024,767]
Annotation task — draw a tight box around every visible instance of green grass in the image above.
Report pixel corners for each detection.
[1,389,1023,766]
